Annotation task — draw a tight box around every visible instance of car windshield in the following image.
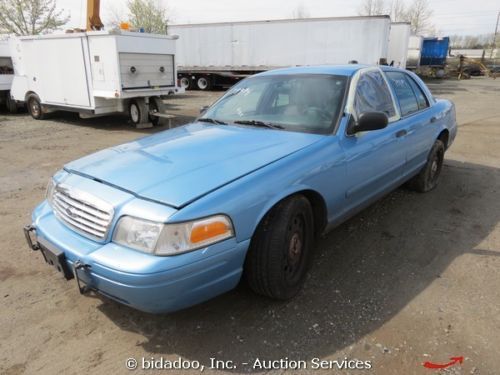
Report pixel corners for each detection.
[200,74,348,134]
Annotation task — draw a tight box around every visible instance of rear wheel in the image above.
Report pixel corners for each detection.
[5,92,17,114]
[197,76,211,91]
[407,139,445,192]
[27,95,45,120]
[148,99,160,126]
[245,195,314,300]
[148,97,167,126]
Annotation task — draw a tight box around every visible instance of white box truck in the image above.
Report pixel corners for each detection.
[9,30,181,125]
[387,22,411,68]
[0,35,18,113]
[169,16,392,90]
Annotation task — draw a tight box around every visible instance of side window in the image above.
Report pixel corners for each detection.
[354,70,396,118]
[386,71,419,116]
[406,76,429,110]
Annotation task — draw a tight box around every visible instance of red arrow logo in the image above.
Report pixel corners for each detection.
[423,356,463,369]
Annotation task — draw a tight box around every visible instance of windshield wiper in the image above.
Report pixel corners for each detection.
[197,118,227,125]
[233,120,284,130]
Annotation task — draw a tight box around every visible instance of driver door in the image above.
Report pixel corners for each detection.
[339,69,408,216]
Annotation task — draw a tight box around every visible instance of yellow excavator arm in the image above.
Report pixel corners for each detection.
[87,0,104,31]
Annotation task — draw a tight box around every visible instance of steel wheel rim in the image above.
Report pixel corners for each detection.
[31,100,40,116]
[284,213,306,283]
[429,149,443,184]
[130,103,140,123]
[198,78,208,90]
[180,77,190,88]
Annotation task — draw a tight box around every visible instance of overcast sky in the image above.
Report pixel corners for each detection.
[58,0,499,36]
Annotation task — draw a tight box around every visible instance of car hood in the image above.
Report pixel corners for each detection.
[64,123,323,208]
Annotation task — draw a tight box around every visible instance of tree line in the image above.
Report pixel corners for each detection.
[0,0,169,35]
[358,0,434,35]
[449,34,496,49]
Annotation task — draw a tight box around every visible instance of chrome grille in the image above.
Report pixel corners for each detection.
[50,184,114,240]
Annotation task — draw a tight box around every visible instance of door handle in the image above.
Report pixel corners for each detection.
[395,129,407,138]
[430,116,438,123]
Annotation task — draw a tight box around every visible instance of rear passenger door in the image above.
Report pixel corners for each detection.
[384,71,435,177]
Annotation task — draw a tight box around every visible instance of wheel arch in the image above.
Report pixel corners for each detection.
[25,91,39,102]
[251,187,328,240]
[437,128,450,150]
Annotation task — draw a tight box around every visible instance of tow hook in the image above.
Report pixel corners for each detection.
[73,260,92,294]
[23,224,39,251]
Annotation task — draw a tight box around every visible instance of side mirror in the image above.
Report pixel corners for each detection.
[200,105,209,114]
[349,112,388,135]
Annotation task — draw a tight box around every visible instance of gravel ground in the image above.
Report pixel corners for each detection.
[0,78,499,375]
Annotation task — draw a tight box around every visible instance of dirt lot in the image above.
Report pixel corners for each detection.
[0,78,499,375]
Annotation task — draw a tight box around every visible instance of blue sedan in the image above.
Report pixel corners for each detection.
[25,65,457,313]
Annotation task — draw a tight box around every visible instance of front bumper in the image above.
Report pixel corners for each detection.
[28,201,249,313]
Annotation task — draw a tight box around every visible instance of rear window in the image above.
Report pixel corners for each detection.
[385,71,419,116]
[0,56,13,74]
[406,76,429,110]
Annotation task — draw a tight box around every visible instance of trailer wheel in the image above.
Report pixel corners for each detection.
[148,97,167,126]
[180,77,191,90]
[5,92,18,114]
[128,99,150,126]
[197,77,211,91]
[27,95,45,120]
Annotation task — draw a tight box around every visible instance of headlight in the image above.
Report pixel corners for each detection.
[112,215,234,256]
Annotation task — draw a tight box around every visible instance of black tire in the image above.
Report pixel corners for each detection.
[407,139,445,192]
[148,99,160,126]
[244,195,315,300]
[5,92,17,114]
[27,95,45,120]
[197,76,212,91]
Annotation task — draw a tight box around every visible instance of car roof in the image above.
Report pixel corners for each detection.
[256,64,368,77]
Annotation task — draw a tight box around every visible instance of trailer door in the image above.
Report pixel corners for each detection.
[37,37,91,107]
[119,53,175,90]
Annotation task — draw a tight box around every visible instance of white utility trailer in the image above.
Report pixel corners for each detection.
[9,30,181,126]
[387,22,411,68]
[169,16,393,90]
[0,35,18,113]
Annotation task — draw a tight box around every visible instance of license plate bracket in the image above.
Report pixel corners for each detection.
[38,240,74,280]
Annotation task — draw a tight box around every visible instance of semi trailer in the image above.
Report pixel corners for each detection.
[387,22,411,68]
[9,30,182,126]
[169,16,399,90]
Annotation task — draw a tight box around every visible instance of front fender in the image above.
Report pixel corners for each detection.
[168,136,345,243]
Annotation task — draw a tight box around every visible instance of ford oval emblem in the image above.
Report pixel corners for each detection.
[65,207,76,218]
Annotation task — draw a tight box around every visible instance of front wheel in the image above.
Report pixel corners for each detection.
[244,195,314,300]
[197,76,211,91]
[179,77,191,90]
[407,139,445,192]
